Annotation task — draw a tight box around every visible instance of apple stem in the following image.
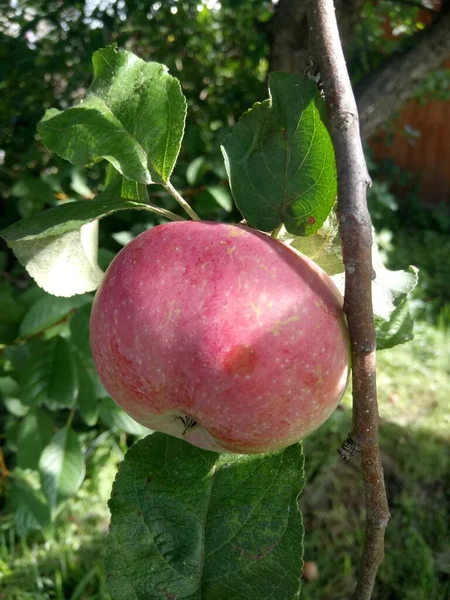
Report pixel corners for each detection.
[271,224,283,239]
[163,181,201,221]
[307,2,390,600]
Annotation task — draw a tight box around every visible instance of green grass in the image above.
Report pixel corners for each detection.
[1,323,449,599]
[301,322,450,599]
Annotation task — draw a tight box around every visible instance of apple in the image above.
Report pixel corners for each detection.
[90,221,350,454]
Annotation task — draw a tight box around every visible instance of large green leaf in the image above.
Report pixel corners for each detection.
[17,408,54,470]
[39,426,85,513]
[38,45,186,184]
[20,337,78,408]
[70,304,94,360]
[0,179,153,297]
[106,434,304,600]
[221,73,337,235]
[20,293,91,337]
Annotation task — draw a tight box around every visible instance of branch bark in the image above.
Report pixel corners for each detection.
[356,4,450,138]
[269,0,364,74]
[270,1,450,139]
[306,2,390,599]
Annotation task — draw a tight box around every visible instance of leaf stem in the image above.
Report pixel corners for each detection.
[163,181,201,221]
[66,408,76,428]
[143,202,186,222]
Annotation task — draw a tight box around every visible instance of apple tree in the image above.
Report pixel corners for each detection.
[0,2,418,598]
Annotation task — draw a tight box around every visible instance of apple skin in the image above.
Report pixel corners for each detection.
[90,221,350,454]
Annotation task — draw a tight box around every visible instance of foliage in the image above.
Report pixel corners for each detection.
[107,435,304,600]
[0,41,420,599]
[0,2,445,599]
[366,154,450,325]
[1,322,448,599]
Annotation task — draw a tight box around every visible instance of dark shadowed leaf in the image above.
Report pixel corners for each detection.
[70,304,93,360]
[20,337,78,408]
[221,73,336,235]
[75,353,99,426]
[106,433,304,600]
[20,293,91,337]
[39,426,85,512]
[11,477,53,537]
[17,408,54,470]
[37,45,186,184]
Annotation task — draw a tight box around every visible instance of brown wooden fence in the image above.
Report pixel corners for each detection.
[370,94,450,204]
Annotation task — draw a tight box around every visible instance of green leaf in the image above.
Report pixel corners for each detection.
[186,156,208,186]
[20,337,78,408]
[221,73,337,235]
[4,344,30,376]
[371,245,418,322]
[38,45,187,184]
[206,185,233,212]
[281,210,343,275]
[17,408,54,470]
[39,426,85,512]
[106,434,304,600]
[11,477,52,537]
[75,353,99,426]
[0,376,28,417]
[99,397,153,436]
[375,301,415,350]
[0,179,154,297]
[70,304,93,360]
[20,293,91,337]
[0,181,147,244]
[0,283,26,325]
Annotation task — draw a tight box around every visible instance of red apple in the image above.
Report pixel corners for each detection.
[90,221,350,454]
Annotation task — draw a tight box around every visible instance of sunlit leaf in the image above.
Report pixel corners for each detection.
[20,337,78,408]
[38,45,187,184]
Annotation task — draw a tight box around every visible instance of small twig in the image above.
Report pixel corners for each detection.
[307,2,390,600]
[162,181,201,221]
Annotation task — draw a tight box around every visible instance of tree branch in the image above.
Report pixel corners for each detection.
[269,0,364,73]
[307,2,390,599]
[356,5,450,138]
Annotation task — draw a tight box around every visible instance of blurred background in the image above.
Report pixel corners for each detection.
[0,1,449,599]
